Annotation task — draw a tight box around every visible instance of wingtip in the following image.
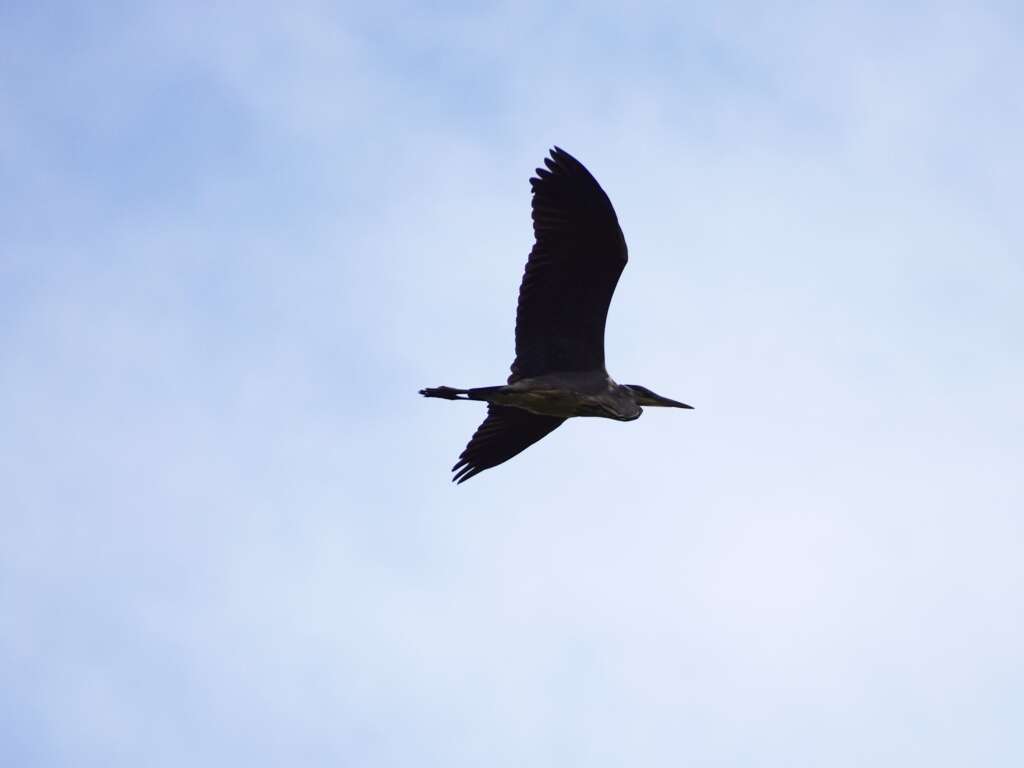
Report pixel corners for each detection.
[550,145,577,164]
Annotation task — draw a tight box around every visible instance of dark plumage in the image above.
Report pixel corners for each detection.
[421,147,691,483]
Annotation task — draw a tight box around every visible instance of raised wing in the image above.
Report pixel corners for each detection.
[509,147,628,382]
[452,405,564,484]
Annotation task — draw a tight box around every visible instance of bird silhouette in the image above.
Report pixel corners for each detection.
[421,147,691,483]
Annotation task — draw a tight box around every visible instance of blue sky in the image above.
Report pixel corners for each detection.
[2,2,1022,765]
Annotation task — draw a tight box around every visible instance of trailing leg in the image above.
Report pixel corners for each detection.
[419,385,505,402]
[419,386,469,400]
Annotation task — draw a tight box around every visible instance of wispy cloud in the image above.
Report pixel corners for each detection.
[2,2,1022,766]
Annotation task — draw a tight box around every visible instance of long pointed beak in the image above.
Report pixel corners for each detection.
[655,396,693,409]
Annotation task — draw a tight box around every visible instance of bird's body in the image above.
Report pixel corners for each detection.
[421,147,691,483]
[422,372,643,421]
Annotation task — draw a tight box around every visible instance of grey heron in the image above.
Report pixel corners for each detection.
[421,147,692,483]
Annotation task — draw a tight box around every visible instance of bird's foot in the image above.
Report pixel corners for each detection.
[419,386,466,400]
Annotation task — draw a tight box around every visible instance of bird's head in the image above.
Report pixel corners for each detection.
[625,385,693,410]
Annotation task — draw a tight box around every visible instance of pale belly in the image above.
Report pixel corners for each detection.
[491,385,640,421]
[495,389,588,418]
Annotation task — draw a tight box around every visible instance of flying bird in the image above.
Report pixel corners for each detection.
[421,147,692,483]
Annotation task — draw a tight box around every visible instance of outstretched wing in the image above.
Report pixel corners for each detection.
[509,147,628,382]
[452,405,565,484]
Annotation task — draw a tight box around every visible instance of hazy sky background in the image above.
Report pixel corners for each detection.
[2,2,1022,766]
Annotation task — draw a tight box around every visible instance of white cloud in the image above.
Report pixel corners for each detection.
[1,2,1022,766]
